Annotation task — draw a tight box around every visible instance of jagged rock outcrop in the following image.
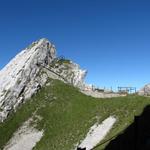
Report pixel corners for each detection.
[0,38,86,122]
[48,58,87,88]
[138,84,150,96]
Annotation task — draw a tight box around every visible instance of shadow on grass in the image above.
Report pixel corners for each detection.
[105,105,150,150]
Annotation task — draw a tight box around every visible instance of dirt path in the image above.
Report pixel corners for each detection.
[81,90,125,98]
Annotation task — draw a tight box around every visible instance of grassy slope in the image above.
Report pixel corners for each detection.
[0,79,150,150]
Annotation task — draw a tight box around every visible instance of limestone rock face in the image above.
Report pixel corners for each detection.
[0,38,56,121]
[0,38,87,122]
[138,84,150,96]
[48,58,87,88]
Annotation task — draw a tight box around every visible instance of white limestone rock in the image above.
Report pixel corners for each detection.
[76,116,116,150]
[49,58,87,89]
[0,38,56,121]
[138,84,150,96]
[4,117,43,150]
[0,38,87,122]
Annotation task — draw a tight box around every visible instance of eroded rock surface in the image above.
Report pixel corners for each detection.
[0,38,86,122]
[4,117,43,150]
[48,58,87,88]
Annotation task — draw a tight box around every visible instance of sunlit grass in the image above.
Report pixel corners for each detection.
[0,79,150,150]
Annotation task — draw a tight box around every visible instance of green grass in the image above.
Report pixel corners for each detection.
[49,58,70,69]
[57,58,71,65]
[0,79,150,150]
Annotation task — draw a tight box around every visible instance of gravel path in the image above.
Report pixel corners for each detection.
[81,90,125,98]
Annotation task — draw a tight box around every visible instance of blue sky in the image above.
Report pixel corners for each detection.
[0,0,150,90]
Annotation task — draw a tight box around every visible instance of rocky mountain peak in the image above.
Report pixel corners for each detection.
[0,38,86,122]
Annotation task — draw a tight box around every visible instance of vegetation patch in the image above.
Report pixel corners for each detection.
[0,79,150,150]
[27,42,37,49]
[57,58,71,65]
[49,58,71,69]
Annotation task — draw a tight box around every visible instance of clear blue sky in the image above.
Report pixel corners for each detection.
[0,0,150,90]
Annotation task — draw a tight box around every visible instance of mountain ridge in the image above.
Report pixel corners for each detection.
[0,39,150,150]
[0,38,86,122]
